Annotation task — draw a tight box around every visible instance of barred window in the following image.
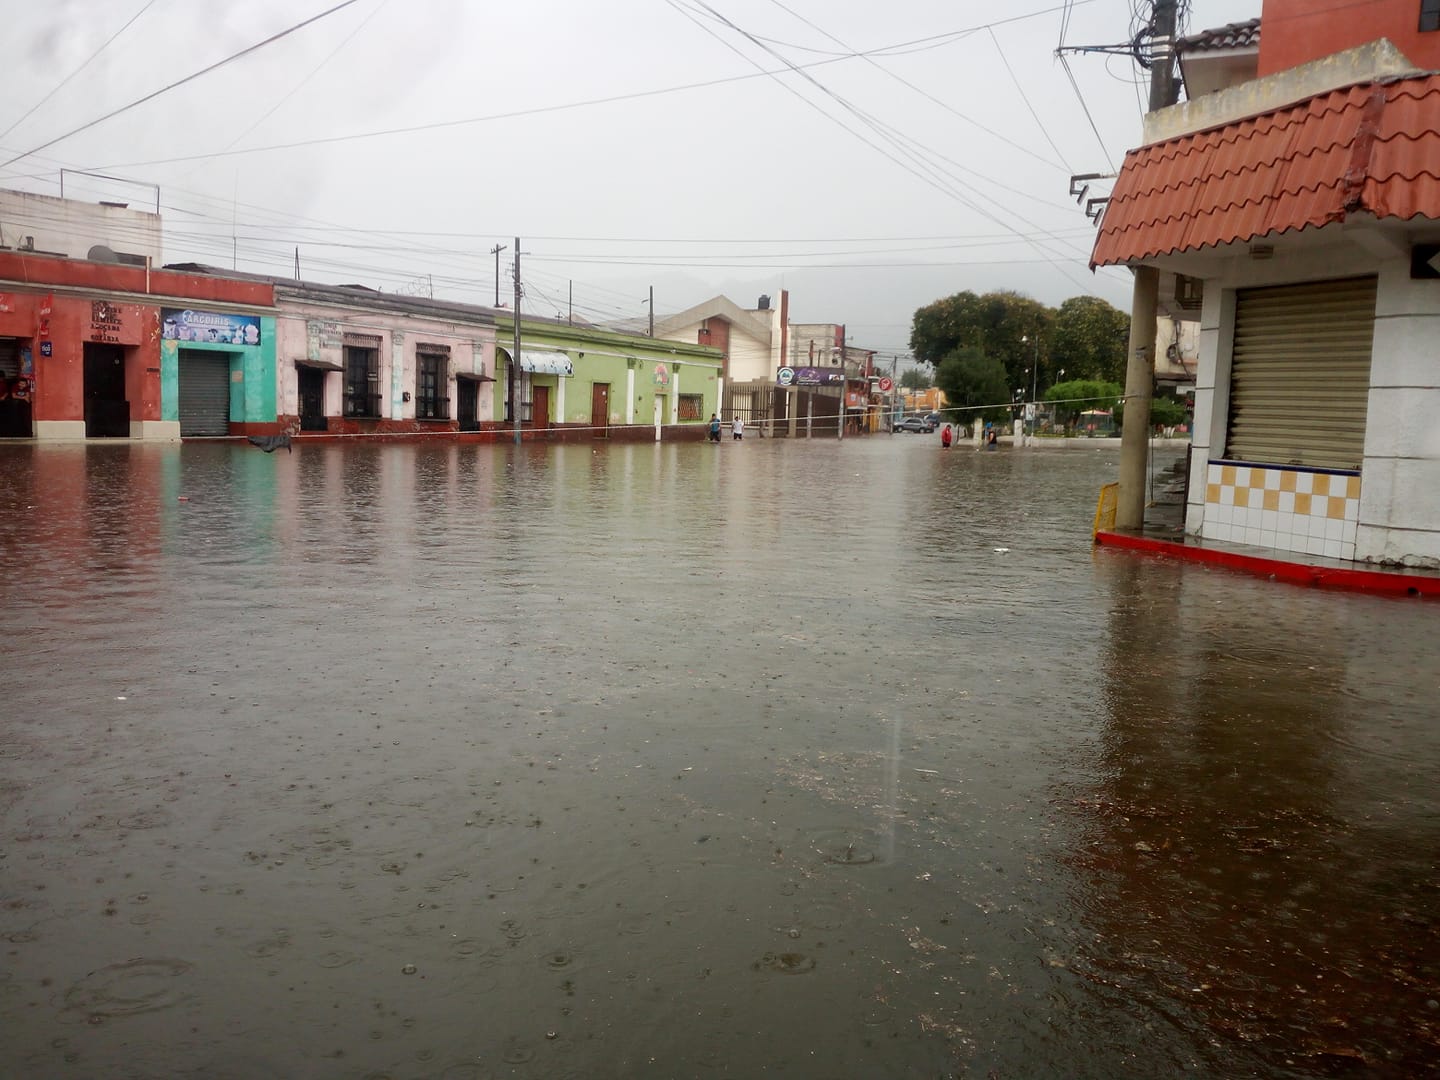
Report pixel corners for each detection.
[416,351,449,420]
[343,344,380,417]
[678,393,704,421]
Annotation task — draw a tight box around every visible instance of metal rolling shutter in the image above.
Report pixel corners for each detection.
[179,352,231,436]
[0,338,18,377]
[1225,276,1376,470]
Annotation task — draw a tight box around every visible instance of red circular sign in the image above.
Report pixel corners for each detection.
[877,376,893,392]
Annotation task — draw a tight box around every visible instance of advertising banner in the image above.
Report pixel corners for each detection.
[776,366,845,386]
[162,308,262,346]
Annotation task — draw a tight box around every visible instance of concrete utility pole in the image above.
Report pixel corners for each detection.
[1116,0,1179,530]
[648,286,654,337]
[491,243,507,307]
[512,237,522,446]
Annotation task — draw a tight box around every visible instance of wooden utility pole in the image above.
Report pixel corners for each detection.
[512,237,522,446]
[1116,0,1179,530]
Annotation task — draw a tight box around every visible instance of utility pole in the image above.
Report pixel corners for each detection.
[491,243,507,307]
[511,237,522,446]
[1116,0,1179,530]
[647,286,654,337]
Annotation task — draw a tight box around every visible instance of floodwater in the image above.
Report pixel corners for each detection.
[0,435,1436,1080]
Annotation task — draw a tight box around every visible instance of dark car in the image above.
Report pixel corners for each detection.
[895,416,932,433]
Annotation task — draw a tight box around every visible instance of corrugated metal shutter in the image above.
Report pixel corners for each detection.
[0,338,18,378]
[1225,276,1375,470]
[179,352,231,436]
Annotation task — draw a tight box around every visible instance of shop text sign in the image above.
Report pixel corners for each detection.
[90,300,125,343]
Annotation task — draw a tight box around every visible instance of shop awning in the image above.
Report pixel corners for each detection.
[506,349,574,376]
[294,358,343,371]
[455,370,495,382]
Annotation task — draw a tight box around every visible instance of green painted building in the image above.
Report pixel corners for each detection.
[493,317,723,438]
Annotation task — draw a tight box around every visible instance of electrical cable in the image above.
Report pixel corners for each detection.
[0,0,161,144]
[0,0,365,171]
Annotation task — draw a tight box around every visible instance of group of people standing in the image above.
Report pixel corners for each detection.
[708,415,744,443]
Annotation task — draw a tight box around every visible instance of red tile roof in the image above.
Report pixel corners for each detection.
[1176,18,1260,55]
[1091,74,1440,267]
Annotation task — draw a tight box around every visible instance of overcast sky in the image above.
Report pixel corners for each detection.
[1,0,1261,358]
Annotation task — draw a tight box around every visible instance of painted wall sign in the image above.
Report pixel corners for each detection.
[162,308,261,346]
[652,362,671,389]
[90,299,125,343]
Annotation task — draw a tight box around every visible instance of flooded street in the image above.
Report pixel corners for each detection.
[1,436,1436,1079]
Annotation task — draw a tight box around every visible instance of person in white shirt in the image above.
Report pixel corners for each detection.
[732,417,744,440]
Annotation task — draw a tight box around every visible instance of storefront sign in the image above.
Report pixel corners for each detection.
[39,341,52,357]
[776,366,845,386]
[0,293,10,314]
[91,300,124,343]
[162,308,261,346]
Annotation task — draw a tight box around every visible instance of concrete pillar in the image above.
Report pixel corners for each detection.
[1117,266,1160,530]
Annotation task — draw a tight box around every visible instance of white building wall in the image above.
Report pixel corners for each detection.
[1357,263,1440,566]
[272,300,495,423]
[0,189,163,264]
[1182,237,1440,567]
[658,317,773,383]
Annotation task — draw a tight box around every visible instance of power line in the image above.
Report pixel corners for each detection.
[35,1,1097,175]
[0,0,161,144]
[0,0,365,171]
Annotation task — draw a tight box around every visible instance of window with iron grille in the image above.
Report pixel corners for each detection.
[343,345,380,417]
[1425,0,1440,31]
[678,393,704,421]
[416,351,449,419]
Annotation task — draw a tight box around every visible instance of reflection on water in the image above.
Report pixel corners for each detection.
[0,439,1434,1078]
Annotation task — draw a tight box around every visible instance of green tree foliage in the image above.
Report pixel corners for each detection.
[1051,296,1130,383]
[935,346,1012,425]
[1044,379,1123,427]
[910,290,1053,393]
[1115,394,1188,429]
[898,367,932,391]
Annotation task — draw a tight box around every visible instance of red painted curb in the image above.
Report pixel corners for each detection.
[1094,531,1440,598]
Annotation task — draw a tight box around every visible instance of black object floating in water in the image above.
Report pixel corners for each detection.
[246,434,292,454]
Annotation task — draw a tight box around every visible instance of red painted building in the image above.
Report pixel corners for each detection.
[1257,0,1440,76]
[0,252,274,439]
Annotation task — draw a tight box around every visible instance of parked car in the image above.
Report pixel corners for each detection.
[895,416,933,433]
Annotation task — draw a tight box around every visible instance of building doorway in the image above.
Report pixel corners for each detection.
[0,337,32,437]
[83,342,129,437]
[456,378,479,431]
[590,383,609,437]
[178,350,231,437]
[532,385,550,429]
[297,366,328,431]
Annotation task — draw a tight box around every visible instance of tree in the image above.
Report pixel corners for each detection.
[899,367,932,391]
[910,289,1053,394]
[1115,393,1187,429]
[1045,378,1123,428]
[1051,296,1130,383]
[934,346,1012,426]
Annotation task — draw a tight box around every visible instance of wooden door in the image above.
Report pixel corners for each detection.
[590,383,609,437]
[532,385,550,429]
